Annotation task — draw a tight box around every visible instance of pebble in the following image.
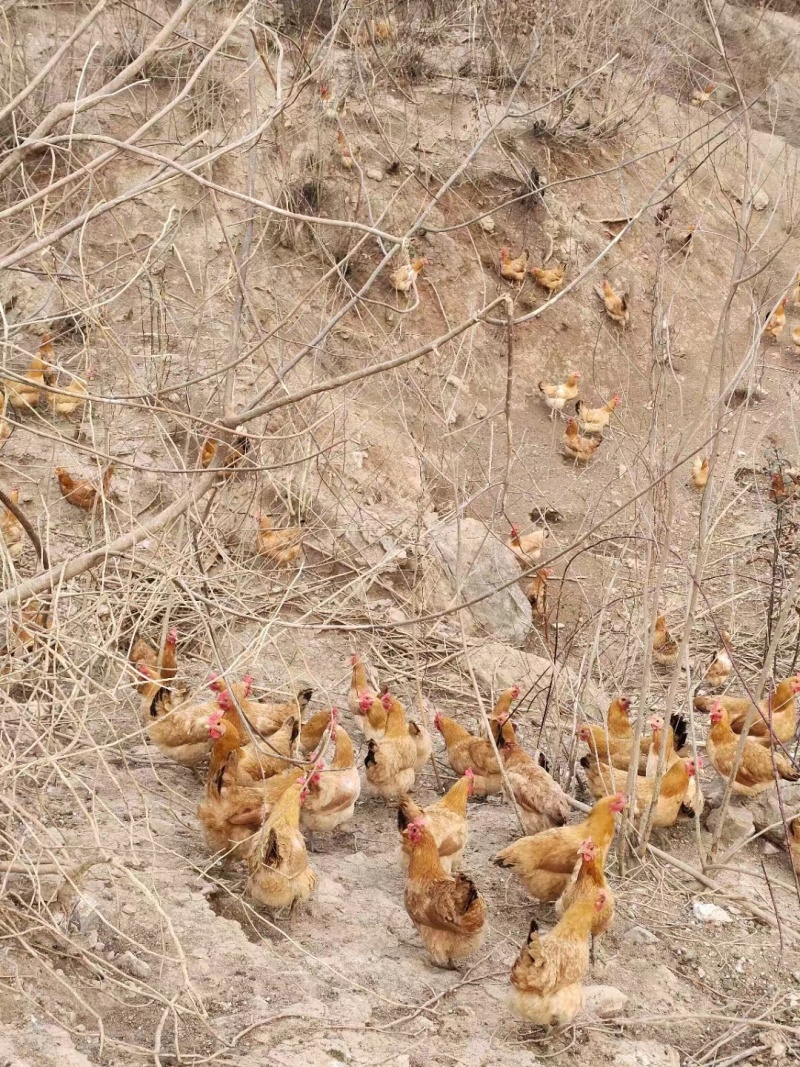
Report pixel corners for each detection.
[625,925,659,945]
[366,168,383,182]
[479,215,495,233]
[692,900,733,924]
[583,984,629,1018]
[121,903,136,915]
[118,950,151,980]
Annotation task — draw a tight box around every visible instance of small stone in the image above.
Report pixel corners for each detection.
[479,215,495,233]
[614,1041,680,1067]
[385,311,395,325]
[583,984,629,1018]
[121,903,136,915]
[752,189,769,211]
[366,168,383,182]
[761,841,780,856]
[118,950,151,979]
[474,403,487,419]
[692,900,733,924]
[626,925,659,945]
[770,1042,787,1060]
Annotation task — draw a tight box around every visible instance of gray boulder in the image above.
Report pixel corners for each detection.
[748,783,800,846]
[429,519,531,647]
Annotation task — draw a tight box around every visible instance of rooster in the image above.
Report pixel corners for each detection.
[537,372,580,418]
[706,701,799,795]
[54,463,113,511]
[508,896,604,1032]
[763,298,787,343]
[531,264,565,293]
[695,675,799,745]
[246,778,316,914]
[365,692,418,800]
[402,818,486,968]
[595,280,629,326]
[575,396,620,435]
[508,524,548,566]
[555,839,613,963]
[690,456,709,490]
[255,514,303,567]
[496,726,570,835]
[493,793,625,901]
[563,418,602,462]
[397,770,473,874]
[391,258,427,294]
[499,248,529,283]
[691,82,716,106]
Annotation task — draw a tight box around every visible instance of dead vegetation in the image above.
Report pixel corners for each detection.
[1,0,800,1064]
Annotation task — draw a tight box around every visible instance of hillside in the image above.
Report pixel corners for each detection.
[1,1,800,1065]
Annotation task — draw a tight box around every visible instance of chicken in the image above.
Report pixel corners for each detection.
[209,675,313,738]
[763,298,787,343]
[493,793,625,901]
[0,395,12,449]
[3,341,49,410]
[496,727,570,835]
[402,818,486,968]
[578,723,644,773]
[507,897,605,1032]
[531,264,565,293]
[526,568,552,621]
[255,513,303,566]
[1,488,24,560]
[790,817,800,878]
[48,372,90,417]
[607,696,633,739]
[643,715,683,778]
[706,701,799,794]
[200,432,251,472]
[433,688,517,799]
[355,690,388,742]
[695,675,800,745]
[698,631,732,691]
[575,396,621,435]
[197,714,299,860]
[690,455,709,490]
[508,524,549,566]
[652,614,679,667]
[555,839,614,962]
[246,779,316,914]
[398,770,473,874]
[691,82,716,106]
[54,463,113,511]
[563,418,602,462]
[358,16,397,46]
[337,130,360,170]
[581,755,696,827]
[160,627,178,683]
[138,665,217,765]
[668,226,695,257]
[299,711,361,838]
[380,692,431,768]
[499,248,529,283]
[769,471,796,504]
[365,691,418,800]
[390,258,427,294]
[537,372,581,418]
[130,627,178,692]
[234,714,301,783]
[596,279,629,326]
[792,325,800,352]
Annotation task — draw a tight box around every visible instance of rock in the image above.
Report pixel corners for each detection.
[625,925,659,944]
[748,783,800,846]
[428,519,531,647]
[752,189,769,210]
[614,1041,680,1067]
[703,803,754,846]
[365,168,383,182]
[118,950,151,979]
[692,900,732,924]
[583,984,629,1018]
[466,641,608,715]
[478,215,495,233]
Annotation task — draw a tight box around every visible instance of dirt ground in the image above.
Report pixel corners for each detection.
[1,1,800,1065]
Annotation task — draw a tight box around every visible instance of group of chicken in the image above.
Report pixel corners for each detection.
[126,624,800,1035]
[533,369,622,463]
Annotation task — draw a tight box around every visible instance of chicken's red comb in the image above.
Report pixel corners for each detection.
[380,692,393,710]
[510,685,520,699]
[166,627,177,644]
